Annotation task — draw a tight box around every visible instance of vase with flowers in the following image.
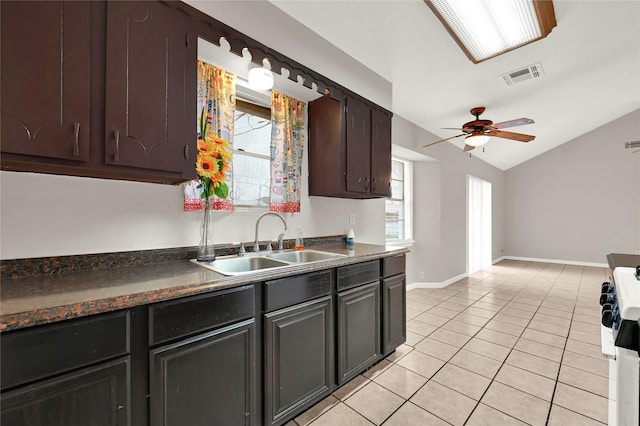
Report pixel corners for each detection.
[195,117,231,262]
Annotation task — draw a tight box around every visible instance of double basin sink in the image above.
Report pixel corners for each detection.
[194,249,346,276]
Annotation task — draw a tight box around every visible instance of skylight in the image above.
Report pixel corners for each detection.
[426,0,557,63]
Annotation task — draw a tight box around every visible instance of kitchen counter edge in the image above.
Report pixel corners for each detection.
[1,243,408,332]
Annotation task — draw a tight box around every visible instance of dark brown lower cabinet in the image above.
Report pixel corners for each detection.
[264,296,334,426]
[149,319,256,426]
[0,254,406,426]
[382,274,407,355]
[337,281,381,386]
[1,357,130,426]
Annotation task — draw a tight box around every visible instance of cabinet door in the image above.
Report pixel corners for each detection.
[265,296,333,426]
[345,97,371,194]
[1,357,130,426]
[1,1,91,162]
[104,1,195,177]
[382,274,406,355]
[150,319,256,426]
[337,281,380,385]
[370,109,392,197]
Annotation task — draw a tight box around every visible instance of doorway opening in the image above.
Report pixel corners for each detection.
[467,175,492,274]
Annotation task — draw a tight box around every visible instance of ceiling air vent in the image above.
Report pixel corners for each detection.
[500,62,544,86]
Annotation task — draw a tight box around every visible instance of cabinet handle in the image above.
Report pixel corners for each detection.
[371,178,376,190]
[114,130,120,163]
[72,122,80,156]
[184,144,189,159]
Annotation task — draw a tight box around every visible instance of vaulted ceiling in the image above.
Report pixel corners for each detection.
[189,1,640,170]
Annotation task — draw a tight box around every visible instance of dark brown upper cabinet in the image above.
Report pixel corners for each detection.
[0,1,197,185]
[371,108,392,197]
[104,1,195,178]
[308,95,392,199]
[1,1,91,163]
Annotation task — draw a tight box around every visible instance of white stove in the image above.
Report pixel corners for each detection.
[600,266,640,426]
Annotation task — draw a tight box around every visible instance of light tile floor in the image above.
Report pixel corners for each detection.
[288,259,610,426]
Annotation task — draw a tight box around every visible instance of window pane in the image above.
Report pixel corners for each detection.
[233,111,271,156]
[385,196,405,240]
[391,180,404,199]
[232,154,270,207]
[391,160,404,180]
[385,219,405,240]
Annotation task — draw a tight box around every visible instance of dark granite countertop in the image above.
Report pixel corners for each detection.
[1,243,407,332]
[607,253,640,270]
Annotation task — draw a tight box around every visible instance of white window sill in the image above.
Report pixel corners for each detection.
[386,239,415,248]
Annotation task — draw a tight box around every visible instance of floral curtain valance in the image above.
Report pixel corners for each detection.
[269,92,305,213]
[184,62,236,211]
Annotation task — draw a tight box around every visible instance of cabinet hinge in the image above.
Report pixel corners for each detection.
[344,105,348,114]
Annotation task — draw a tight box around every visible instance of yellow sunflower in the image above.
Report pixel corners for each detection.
[196,154,220,179]
[197,138,214,155]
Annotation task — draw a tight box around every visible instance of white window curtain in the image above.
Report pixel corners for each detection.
[467,175,492,273]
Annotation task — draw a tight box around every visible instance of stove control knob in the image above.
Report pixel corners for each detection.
[599,293,614,306]
[601,282,613,294]
[601,303,614,328]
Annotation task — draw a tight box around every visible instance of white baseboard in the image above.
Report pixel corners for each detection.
[407,255,608,291]
[500,255,608,268]
[407,272,468,290]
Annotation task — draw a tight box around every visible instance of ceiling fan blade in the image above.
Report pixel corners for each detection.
[492,130,535,142]
[423,133,467,147]
[492,118,534,129]
[463,144,475,152]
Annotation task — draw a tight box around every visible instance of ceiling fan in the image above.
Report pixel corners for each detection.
[423,107,535,152]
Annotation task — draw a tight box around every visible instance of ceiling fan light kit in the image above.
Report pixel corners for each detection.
[423,106,536,152]
[465,132,490,147]
[425,0,557,63]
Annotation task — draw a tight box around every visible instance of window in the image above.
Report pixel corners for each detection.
[232,100,272,208]
[385,158,413,243]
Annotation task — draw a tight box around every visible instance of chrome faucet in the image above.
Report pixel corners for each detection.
[253,212,288,251]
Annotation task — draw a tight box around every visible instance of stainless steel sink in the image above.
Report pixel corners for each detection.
[267,249,345,263]
[194,256,290,276]
[193,249,346,276]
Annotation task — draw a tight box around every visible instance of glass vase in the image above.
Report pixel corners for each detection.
[196,198,216,262]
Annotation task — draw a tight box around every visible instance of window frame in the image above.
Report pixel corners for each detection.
[231,99,272,210]
[385,157,414,246]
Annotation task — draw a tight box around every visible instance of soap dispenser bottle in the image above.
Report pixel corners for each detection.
[346,228,355,249]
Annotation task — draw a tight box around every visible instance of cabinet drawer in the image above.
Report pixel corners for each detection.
[337,261,380,291]
[264,270,333,312]
[382,254,405,278]
[149,285,255,346]
[1,310,129,390]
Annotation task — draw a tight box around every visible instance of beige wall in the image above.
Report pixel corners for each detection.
[392,115,506,283]
[505,109,640,264]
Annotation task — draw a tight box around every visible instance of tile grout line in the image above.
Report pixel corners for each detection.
[305,261,607,425]
[543,264,610,425]
[461,262,559,425]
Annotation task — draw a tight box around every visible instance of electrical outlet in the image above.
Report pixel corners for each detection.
[349,213,356,225]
